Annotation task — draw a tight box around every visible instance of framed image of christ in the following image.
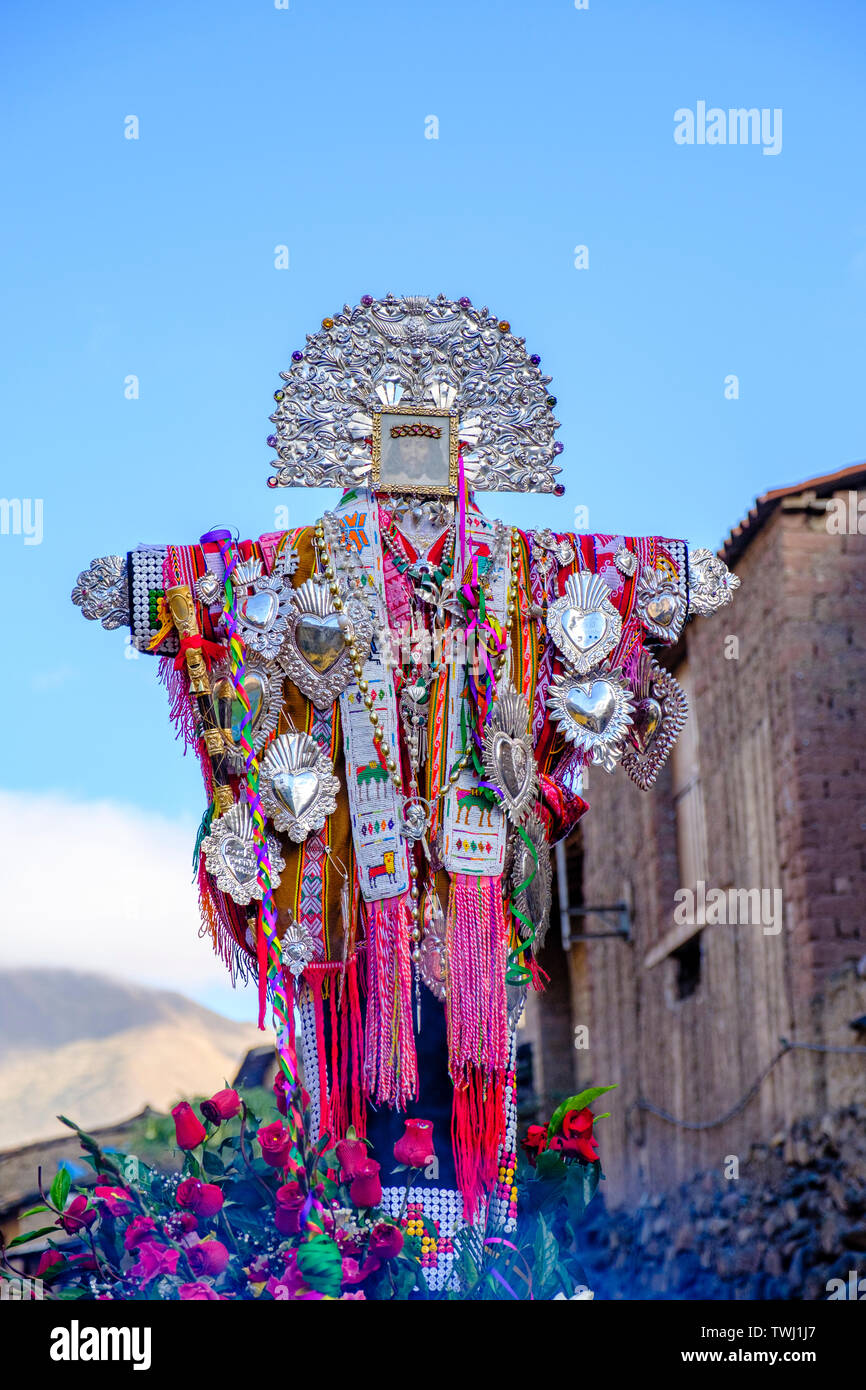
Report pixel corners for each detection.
[371,406,459,496]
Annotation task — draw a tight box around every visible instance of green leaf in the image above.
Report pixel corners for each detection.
[20,1205,49,1219]
[546,1084,618,1139]
[6,1226,59,1248]
[49,1168,71,1211]
[202,1150,225,1177]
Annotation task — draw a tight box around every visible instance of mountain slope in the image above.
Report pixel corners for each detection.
[0,970,266,1149]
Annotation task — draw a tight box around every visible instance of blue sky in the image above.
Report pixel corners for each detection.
[1,0,864,1013]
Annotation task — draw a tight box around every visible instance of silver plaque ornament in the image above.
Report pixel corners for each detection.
[210,654,284,770]
[279,579,373,709]
[546,571,623,676]
[634,566,688,644]
[482,682,538,825]
[260,731,340,842]
[232,557,296,659]
[508,811,553,954]
[687,548,741,617]
[71,555,130,631]
[200,799,285,907]
[547,667,635,773]
[621,653,688,791]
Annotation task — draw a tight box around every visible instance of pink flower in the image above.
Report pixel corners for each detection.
[340,1291,366,1300]
[179,1281,222,1300]
[94,1186,133,1218]
[124,1214,157,1251]
[171,1102,207,1151]
[59,1194,97,1234]
[349,1158,382,1208]
[393,1118,435,1169]
[129,1240,180,1285]
[257,1120,292,1169]
[200,1088,241,1125]
[187,1239,230,1277]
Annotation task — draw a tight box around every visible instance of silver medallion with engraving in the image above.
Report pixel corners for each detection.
[200,799,285,906]
[279,579,373,709]
[260,731,340,842]
[547,666,635,773]
[545,572,623,675]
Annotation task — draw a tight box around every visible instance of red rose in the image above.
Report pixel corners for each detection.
[176,1178,202,1210]
[393,1118,435,1169]
[59,1194,97,1234]
[187,1239,230,1277]
[179,1281,221,1300]
[335,1136,368,1181]
[521,1124,548,1167]
[36,1250,63,1276]
[275,1181,306,1236]
[200,1088,241,1125]
[560,1108,599,1162]
[257,1120,292,1169]
[171,1101,207,1151]
[368,1222,404,1260]
[349,1159,382,1208]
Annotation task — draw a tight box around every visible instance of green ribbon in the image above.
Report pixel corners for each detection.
[505,824,539,985]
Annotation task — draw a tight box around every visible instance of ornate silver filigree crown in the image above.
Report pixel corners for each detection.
[266,293,564,494]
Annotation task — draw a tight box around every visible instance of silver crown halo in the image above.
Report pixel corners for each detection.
[200,799,285,907]
[547,667,635,773]
[266,293,564,494]
[259,731,340,842]
[482,682,538,825]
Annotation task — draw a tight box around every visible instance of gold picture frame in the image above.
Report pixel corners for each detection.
[371,405,459,496]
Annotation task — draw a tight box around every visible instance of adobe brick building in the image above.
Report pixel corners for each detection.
[524,463,866,1203]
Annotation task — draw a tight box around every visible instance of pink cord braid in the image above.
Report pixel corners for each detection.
[217,536,305,1178]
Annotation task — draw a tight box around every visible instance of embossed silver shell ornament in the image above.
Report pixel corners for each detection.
[545,571,623,675]
[259,731,340,842]
[687,548,741,616]
[547,667,635,772]
[200,800,285,906]
[279,579,373,709]
[635,566,688,644]
[71,555,130,630]
[482,683,538,824]
[267,294,563,494]
[232,558,295,659]
[621,653,688,791]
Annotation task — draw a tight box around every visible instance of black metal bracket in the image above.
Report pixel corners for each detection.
[564,902,632,945]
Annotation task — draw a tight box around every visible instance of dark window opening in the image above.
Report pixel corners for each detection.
[672,933,702,1000]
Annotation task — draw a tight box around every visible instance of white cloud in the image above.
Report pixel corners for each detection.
[0,790,254,1007]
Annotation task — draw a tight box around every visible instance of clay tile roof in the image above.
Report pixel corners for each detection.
[721,461,866,566]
